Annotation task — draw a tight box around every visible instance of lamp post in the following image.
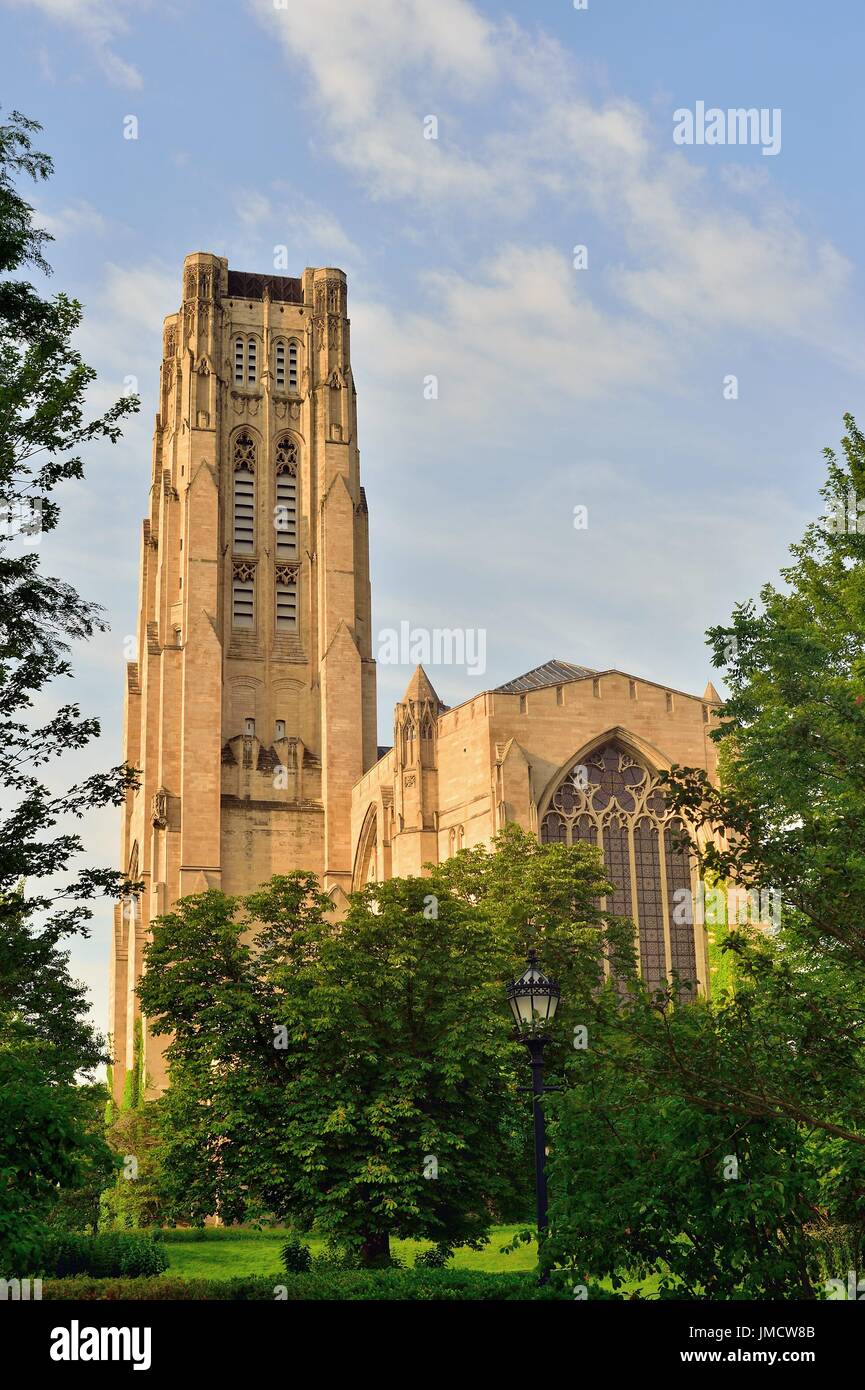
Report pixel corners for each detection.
[506,949,561,1272]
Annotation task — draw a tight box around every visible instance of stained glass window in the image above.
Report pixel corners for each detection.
[540,739,698,994]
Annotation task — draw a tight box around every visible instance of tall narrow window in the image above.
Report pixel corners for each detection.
[275,564,299,631]
[233,432,256,553]
[246,337,257,385]
[288,341,299,392]
[274,437,298,557]
[234,336,244,384]
[232,562,255,628]
[275,341,286,389]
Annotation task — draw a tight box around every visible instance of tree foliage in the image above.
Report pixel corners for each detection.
[0,109,137,1270]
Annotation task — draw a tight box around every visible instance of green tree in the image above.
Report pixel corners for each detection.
[0,110,138,1270]
[544,936,828,1298]
[654,416,865,1152]
[140,873,527,1262]
[139,829,615,1263]
[539,419,865,1294]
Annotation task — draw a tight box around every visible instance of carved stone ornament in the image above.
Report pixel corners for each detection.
[233,431,256,472]
[151,787,169,828]
[275,437,298,475]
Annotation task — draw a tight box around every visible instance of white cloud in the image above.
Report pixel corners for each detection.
[232,185,362,268]
[34,198,108,239]
[354,243,668,426]
[252,0,854,354]
[6,0,144,88]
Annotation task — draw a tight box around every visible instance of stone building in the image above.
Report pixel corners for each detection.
[109,254,719,1103]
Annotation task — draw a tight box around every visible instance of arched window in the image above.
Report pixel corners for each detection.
[233,432,256,553]
[420,715,436,766]
[275,564,299,632]
[232,561,255,628]
[275,341,286,389]
[234,336,258,386]
[540,738,698,994]
[288,340,299,392]
[274,437,298,557]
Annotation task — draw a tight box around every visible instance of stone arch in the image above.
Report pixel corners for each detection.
[352,803,378,890]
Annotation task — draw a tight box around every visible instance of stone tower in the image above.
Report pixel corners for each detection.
[109,253,377,1100]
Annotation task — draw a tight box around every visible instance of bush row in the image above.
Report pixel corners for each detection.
[40,1270,569,1300]
[23,1233,169,1279]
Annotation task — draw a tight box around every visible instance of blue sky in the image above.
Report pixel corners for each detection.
[2,0,863,1036]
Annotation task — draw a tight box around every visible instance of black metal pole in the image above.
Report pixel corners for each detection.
[525,1035,549,1283]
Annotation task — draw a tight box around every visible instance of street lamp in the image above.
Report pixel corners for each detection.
[506,948,561,1274]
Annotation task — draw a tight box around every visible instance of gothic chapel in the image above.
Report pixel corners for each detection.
[109,254,719,1102]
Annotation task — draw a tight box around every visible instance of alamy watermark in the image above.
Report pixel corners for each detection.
[673,102,781,157]
[378,621,486,676]
[673,883,782,930]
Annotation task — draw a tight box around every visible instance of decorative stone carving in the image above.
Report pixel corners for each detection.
[233,431,256,472]
[275,437,298,476]
[232,560,256,583]
[151,787,169,828]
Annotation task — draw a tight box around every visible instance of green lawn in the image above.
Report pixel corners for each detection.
[163,1225,538,1280]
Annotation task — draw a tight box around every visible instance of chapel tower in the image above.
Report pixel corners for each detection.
[109,253,377,1100]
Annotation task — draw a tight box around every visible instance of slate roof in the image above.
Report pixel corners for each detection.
[225,271,303,303]
[494,659,596,695]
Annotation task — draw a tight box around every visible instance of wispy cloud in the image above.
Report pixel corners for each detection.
[231,184,362,269]
[5,0,145,88]
[34,197,108,239]
[252,0,854,357]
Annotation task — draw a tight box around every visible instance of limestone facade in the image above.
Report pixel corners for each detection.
[110,254,375,1099]
[111,257,718,1102]
[351,660,720,999]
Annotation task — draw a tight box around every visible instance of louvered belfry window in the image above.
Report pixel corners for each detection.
[275,564,299,631]
[232,561,255,628]
[233,432,256,553]
[274,436,298,558]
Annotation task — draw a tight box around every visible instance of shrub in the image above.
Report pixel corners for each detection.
[808,1225,865,1286]
[26,1232,169,1279]
[280,1236,312,1275]
[414,1244,453,1269]
[40,1270,569,1300]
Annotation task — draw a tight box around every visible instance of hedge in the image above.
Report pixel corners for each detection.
[41,1270,570,1300]
[28,1233,169,1279]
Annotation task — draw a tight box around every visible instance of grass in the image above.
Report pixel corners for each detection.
[162,1225,538,1280]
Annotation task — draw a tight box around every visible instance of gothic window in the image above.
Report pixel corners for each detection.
[275,563,299,631]
[233,432,256,553]
[246,337,257,385]
[275,341,286,389]
[274,437,298,557]
[539,739,698,994]
[401,718,415,763]
[232,561,255,628]
[234,336,244,385]
[288,340,299,392]
[420,715,436,766]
